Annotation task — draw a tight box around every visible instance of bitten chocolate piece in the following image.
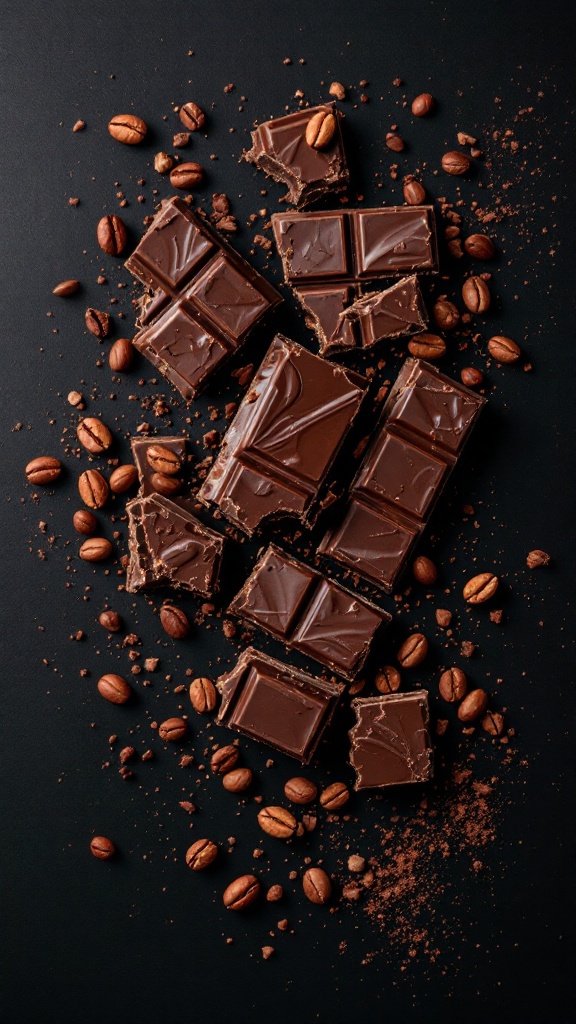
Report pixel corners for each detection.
[319,358,485,591]
[349,692,433,790]
[126,493,224,597]
[216,647,345,763]
[125,198,281,401]
[131,436,187,496]
[198,335,366,536]
[229,545,391,681]
[243,103,349,208]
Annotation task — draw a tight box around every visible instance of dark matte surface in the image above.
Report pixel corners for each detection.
[1,2,576,1024]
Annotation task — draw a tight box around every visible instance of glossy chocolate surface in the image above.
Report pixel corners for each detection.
[349,691,433,790]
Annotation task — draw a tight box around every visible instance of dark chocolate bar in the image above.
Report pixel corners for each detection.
[228,544,391,681]
[216,647,345,763]
[319,358,485,591]
[125,198,281,401]
[349,691,433,790]
[198,335,366,536]
[131,436,187,497]
[243,103,349,208]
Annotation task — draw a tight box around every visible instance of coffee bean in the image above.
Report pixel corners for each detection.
[411,92,434,116]
[375,665,401,694]
[329,81,346,100]
[189,676,217,713]
[97,673,131,704]
[154,151,174,174]
[79,537,112,562]
[223,874,260,911]
[487,335,521,364]
[78,469,109,509]
[108,114,148,145]
[98,610,122,632]
[169,162,204,189]
[407,332,446,360]
[385,132,405,152]
[109,464,137,494]
[463,572,499,604]
[185,838,218,870]
[526,549,551,569]
[319,782,349,811]
[145,444,181,475]
[179,101,206,131]
[76,417,113,454]
[457,688,489,722]
[211,745,239,774]
[462,275,491,314]
[305,110,337,149]
[53,279,79,296]
[438,667,468,703]
[160,603,190,639]
[90,836,115,860]
[433,299,460,330]
[302,867,332,905]
[25,456,62,485]
[284,777,318,805]
[158,717,188,742]
[109,337,134,373]
[481,711,504,736]
[460,367,484,388]
[464,234,495,260]
[150,472,182,496]
[222,767,253,793]
[412,555,438,585]
[73,509,98,535]
[441,150,471,175]
[85,308,110,338]
[97,215,127,256]
[397,632,428,668]
[258,806,298,840]
[403,180,426,205]
[173,132,190,147]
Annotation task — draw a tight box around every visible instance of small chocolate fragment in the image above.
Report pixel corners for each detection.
[131,436,187,497]
[349,691,433,789]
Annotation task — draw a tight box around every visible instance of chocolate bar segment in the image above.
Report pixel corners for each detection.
[125,198,281,401]
[349,692,433,790]
[216,647,345,763]
[198,335,366,536]
[131,436,187,497]
[243,103,349,208]
[319,358,485,591]
[228,545,391,681]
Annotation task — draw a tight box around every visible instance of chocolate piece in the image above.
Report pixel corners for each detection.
[243,103,349,208]
[349,691,433,789]
[319,358,485,591]
[126,493,224,597]
[131,436,187,496]
[216,647,344,763]
[125,198,281,401]
[229,544,391,681]
[198,335,366,536]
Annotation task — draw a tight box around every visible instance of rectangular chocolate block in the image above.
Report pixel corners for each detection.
[125,198,282,401]
[198,335,366,536]
[243,103,349,208]
[228,545,391,681]
[349,691,433,790]
[131,436,187,497]
[319,358,485,591]
[216,647,345,763]
[126,493,224,597]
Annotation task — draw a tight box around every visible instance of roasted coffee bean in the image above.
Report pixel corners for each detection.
[169,162,204,189]
[98,610,122,632]
[185,838,218,870]
[305,109,336,149]
[97,215,127,256]
[223,874,260,910]
[109,464,137,494]
[284,777,318,805]
[385,132,405,152]
[145,444,181,475]
[411,92,434,116]
[222,767,253,793]
[403,180,426,205]
[154,151,174,174]
[375,665,401,694]
[150,472,182,496]
[463,572,499,604]
[53,279,79,296]
[438,667,468,703]
[487,335,521,364]
[179,101,206,131]
[433,299,460,330]
[85,307,110,338]
[76,417,113,454]
[160,603,190,639]
[462,275,491,314]
[397,632,428,668]
[526,549,551,569]
[412,555,438,585]
[108,114,148,145]
[79,537,112,562]
[457,688,489,722]
[109,337,134,372]
[73,509,98,535]
[211,744,239,774]
[441,150,471,175]
[25,456,62,485]
[319,782,349,811]
[481,711,505,736]
[97,673,131,704]
[189,676,217,713]
[90,836,115,860]
[407,332,446,360]
[258,806,298,840]
[302,867,332,905]
[460,366,484,388]
[78,469,109,509]
[158,717,188,742]
[464,233,495,260]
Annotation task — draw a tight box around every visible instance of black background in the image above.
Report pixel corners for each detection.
[1,2,575,1022]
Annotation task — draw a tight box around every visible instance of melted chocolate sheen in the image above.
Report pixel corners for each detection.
[349,692,433,790]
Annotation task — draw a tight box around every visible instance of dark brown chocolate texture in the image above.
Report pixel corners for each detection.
[131,436,187,497]
[243,103,349,208]
[349,692,433,790]
[228,544,391,681]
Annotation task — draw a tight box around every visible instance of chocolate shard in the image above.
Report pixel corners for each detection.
[243,103,349,208]
[216,647,345,764]
[349,691,433,790]
[131,436,187,497]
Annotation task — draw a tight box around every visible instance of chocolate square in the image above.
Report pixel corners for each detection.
[386,359,483,454]
[352,207,436,276]
[274,213,349,280]
[135,305,229,400]
[319,499,418,590]
[187,254,270,339]
[349,692,433,790]
[355,431,447,520]
[292,578,386,677]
